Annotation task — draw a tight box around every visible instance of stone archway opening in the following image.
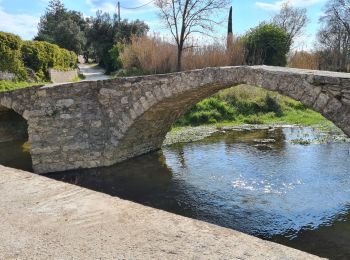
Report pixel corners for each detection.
[171,84,338,131]
[0,105,32,171]
[162,84,345,149]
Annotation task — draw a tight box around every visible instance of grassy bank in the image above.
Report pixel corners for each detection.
[174,85,335,130]
[0,80,47,92]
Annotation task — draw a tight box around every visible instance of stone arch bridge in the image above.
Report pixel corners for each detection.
[1,66,350,174]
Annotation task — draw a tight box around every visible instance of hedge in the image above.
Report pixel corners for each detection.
[0,31,77,81]
[22,41,77,80]
[0,32,27,80]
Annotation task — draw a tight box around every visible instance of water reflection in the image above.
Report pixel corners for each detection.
[2,127,350,259]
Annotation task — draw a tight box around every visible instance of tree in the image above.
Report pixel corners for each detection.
[227,6,233,49]
[86,11,149,70]
[243,23,291,66]
[155,0,230,71]
[317,0,350,72]
[271,3,309,47]
[35,0,88,55]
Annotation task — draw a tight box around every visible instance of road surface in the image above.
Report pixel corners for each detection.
[78,64,110,81]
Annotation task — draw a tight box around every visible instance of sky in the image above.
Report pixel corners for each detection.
[0,0,327,49]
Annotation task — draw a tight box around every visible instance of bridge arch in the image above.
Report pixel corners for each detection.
[0,100,29,143]
[113,66,350,163]
[1,65,349,174]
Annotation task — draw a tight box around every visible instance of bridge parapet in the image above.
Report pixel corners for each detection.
[0,66,349,173]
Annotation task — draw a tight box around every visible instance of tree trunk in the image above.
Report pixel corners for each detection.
[177,46,183,72]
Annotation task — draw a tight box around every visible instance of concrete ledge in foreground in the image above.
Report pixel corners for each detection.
[0,165,324,259]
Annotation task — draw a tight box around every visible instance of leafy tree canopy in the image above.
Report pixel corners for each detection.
[35,0,149,71]
[35,0,87,55]
[87,11,149,70]
[243,23,291,66]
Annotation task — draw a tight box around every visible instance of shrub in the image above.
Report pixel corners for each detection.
[105,44,124,73]
[264,94,282,116]
[22,40,77,80]
[243,23,290,66]
[0,32,27,80]
[177,97,235,126]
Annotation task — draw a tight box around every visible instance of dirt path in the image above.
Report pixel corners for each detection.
[78,64,110,81]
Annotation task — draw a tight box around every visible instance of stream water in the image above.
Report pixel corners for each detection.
[2,127,350,259]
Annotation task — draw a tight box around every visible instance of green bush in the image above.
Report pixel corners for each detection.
[264,94,283,116]
[22,40,77,80]
[0,32,27,80]
[0,31,77,81]
[177,97,236,126]
[105,44,124,73]
[243,24,290,66]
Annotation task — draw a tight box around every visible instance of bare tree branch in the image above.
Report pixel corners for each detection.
[271,2,309,47]
[155,0,230,71]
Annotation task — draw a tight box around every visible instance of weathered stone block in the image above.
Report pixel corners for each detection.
[56,99,74,108]
[313,93,330,112]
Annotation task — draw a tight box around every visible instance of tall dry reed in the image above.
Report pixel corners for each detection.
[120,35,245,74]
[120,35,177,74]
[288,51,320,70]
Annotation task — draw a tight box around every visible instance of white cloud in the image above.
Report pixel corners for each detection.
[255,0,325,11]
[0,6,39,40]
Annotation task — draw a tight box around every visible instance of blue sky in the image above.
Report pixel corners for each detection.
[0,0,327,49]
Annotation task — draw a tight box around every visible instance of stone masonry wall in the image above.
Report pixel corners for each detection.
[49,69,78,84]
[0,66,349,174]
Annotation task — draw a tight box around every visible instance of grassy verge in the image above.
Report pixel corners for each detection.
[174,85,338,132]
[0,80,47,92]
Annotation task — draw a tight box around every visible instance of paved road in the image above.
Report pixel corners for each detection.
[0,165,323,259]
[78,64,110,81]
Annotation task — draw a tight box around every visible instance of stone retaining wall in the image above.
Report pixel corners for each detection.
[0,71,15,81]
[49,69,78,83]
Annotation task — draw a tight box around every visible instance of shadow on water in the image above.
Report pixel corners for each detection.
[0,140,32,172]
[2,127,350,259]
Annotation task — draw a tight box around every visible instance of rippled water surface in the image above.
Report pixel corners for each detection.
[2,127,350,259]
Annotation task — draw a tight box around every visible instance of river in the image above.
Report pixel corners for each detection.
[1,126,350,259]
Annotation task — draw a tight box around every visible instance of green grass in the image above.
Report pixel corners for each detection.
[72,74,86,82]
[175,85,335,130]
[0,80,47,92]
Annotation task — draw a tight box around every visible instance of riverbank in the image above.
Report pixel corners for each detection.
[164,123,349,146]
